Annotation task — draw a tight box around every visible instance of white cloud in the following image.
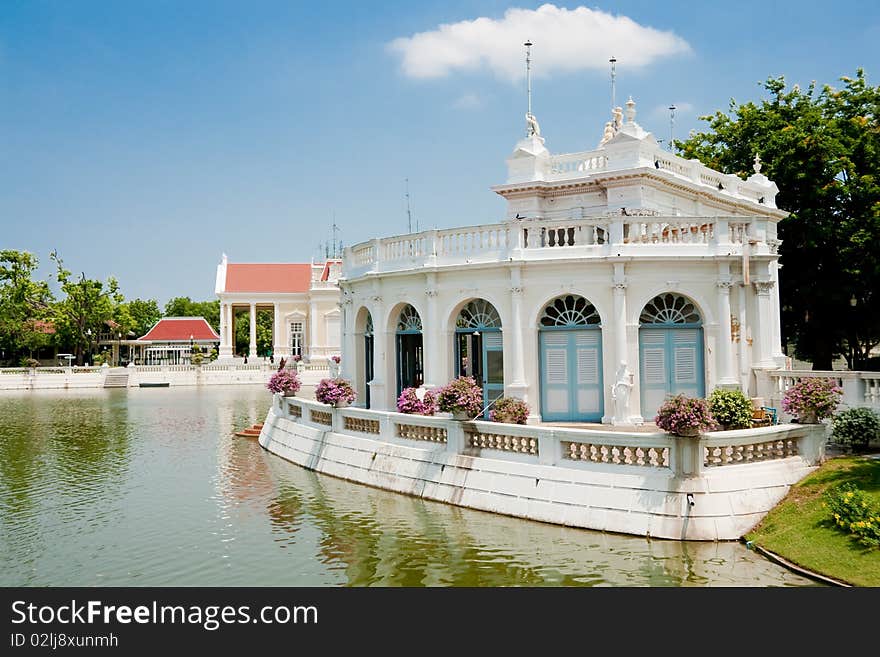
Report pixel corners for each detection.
[387,4,691,81]
[452,93,485,110]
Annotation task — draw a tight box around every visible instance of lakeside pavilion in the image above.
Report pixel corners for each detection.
[135,317,220,365]
[339,97,788,424]
[214,255,342,362]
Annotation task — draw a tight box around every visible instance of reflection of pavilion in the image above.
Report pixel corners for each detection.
[259,454,811,587]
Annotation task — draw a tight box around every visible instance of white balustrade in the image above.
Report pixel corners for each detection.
[277,395,824,477]
[625,219,715,244]
[549,151,608,178]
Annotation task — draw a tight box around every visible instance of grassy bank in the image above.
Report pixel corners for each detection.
[744,455,880,587]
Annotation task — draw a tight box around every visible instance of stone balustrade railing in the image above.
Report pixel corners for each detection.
[276,395,825,478]
[757,369,880,420]
[343,215,776,278]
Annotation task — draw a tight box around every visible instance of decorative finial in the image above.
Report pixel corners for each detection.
[221,252,228,264]
[524,40,537,137]
[753,153,762,174]
[625,96,636,124]
[609,56,617,111]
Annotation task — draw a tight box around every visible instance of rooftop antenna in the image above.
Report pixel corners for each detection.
[609,56,617,111]
[405,178,413,233]
[668,104,676,152]
[331,215,341,258]
[525,41,533,118]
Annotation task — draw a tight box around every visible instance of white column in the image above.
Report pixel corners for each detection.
[506,266,528,400]
[753,281,775,368]
[369,296,388,410]
[222,304,234,358]
[340,293,356,381]
[738,284,750,392]
[422,274,442,389]
[716,281,737,385]
[770,259,785,362]
[309,299,319,360]
[249,302,257,358]
[272,303,282,359]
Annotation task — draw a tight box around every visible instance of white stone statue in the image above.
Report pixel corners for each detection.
[612,106,623,132]
[600,121,615,145]
[526,112,541,137]
[610,361,634,425]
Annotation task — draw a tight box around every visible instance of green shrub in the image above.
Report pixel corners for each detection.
[708,388,753,430]
[831,407,880,451]
[489,397,530,424]
[824,483,880,548]
[20,357,40,368]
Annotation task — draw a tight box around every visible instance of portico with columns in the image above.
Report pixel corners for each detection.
[340,96,787,424]
[215,256,342,362]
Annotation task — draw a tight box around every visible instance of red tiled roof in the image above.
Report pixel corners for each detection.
[30,320,56,334]
[138,318,220,342]
[225,263,312,293]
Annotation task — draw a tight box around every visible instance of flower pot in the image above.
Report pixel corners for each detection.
[452,409,471,421]
[282,391,297,397]
[799,410,819,424]
[675,427,701,437]
[333,400,350,408]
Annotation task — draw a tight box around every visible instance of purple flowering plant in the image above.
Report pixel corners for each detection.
[654,394,717,436]
[331,355,341,364]
[437,376,483,417]
[292,354,302,363]
[266,368,301,395]
[396,387,439,415]
[315,377,356,406]
[489,397,530,425]
[782,377,842,421]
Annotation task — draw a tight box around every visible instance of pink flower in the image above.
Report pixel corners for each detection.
[267,369,301,394]
[315,377,356,405]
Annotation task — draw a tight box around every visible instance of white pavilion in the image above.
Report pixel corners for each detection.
[338,96,787,424]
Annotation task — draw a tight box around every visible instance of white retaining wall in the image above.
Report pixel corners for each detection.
[259,394,826,541]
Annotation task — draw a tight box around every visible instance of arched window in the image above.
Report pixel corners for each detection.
[456,299,502,330]
[397,305,422,332]
[364,313,373,337]
[540,295,601,327]
[639,293,701,325]
[538,295,603,422]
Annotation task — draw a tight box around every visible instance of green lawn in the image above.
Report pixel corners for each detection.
[745,455,880,587]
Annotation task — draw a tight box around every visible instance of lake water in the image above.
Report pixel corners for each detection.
[0,385,817,586]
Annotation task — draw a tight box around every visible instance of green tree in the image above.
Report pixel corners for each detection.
[163,297,220,332]
[50,250,121,366]
[233,310,273,357]
[677,70,880,369]
[120,298,162,337]
[0,250,54,364]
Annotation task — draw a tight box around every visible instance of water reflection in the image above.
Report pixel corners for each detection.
[0,386,818,587]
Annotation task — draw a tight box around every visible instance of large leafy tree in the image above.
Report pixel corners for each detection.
[120,298,162,338]
[677,70,880,370]
[163,297,220,332]
[50,250,122,365]
[234,311,273,357]
[0,250,54,364]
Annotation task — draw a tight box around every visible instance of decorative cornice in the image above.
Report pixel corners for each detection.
[753,280,775,294]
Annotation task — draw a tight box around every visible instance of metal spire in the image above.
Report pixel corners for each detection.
[405,178,413,233]
[524,41,533,118]
[609,56,617,111]
[668,104,676,152]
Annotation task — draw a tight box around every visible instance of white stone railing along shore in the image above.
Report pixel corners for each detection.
[344,214,776,279]
[275,395,825,479]
[0,362,331,390]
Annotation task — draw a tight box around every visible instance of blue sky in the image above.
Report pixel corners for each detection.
[2,1,877,306]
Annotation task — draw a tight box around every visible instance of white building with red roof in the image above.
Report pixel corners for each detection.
[136,317,220,365]
[214,254,341,361]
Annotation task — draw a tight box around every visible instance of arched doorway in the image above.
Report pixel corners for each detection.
[538,295,603,422]
[364,313,374,408]
[638,293,704,418]
[454,299,503,417]
[395,304,423,396]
